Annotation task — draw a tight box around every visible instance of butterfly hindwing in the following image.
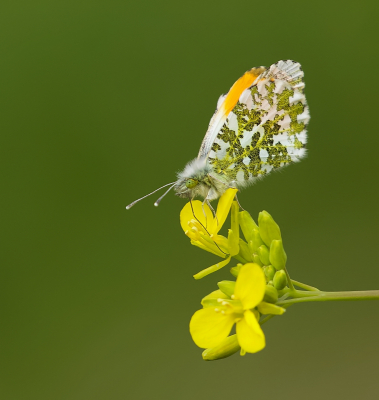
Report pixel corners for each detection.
[207,60,309,186]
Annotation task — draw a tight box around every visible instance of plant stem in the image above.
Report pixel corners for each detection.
[284,267,295,291]
[291,279,320,292]
[260,314,275,325]
[277,290,379,306]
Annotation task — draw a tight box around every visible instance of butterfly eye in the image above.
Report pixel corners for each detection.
[185,179,198,189]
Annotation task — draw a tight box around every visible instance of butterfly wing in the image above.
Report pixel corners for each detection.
[198,66,266,159]
[203,60,309,186]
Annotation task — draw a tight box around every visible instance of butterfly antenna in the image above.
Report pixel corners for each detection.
[154,183,176,207]
[126,182,176,210]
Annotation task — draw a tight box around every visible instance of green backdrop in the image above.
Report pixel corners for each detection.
[2,0,379,399]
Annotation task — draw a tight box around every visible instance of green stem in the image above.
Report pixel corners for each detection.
[260,314,275,325]
[291,279,320,292]
[284,267,295,291]
[277,290,379,306]
[280,287,319,298]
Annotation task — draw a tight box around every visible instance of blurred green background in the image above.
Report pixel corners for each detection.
[1,0,379,399]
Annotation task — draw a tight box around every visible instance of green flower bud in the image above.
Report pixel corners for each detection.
[263,284,278,303]
[253,254,263,267]
[217,280,236,297]
[230,263,243,278]
[239,211,258,242]
[258,245,270,266]
[228,229,239,257]
[252,309,260,321]
[267,280,274,286]
[247,229,264,254]
[269,239,287,270]
[273,270,287,290]
[258,211,282,247]
[257,301,286,315]
[262,266,269,282]
[263,265,276,281]
[202,334,240,361]
[238,239,254,262]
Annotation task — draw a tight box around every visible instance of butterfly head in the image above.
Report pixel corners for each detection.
[174,158,213,199]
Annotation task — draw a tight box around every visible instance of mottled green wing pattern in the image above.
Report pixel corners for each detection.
[208,60,309,186]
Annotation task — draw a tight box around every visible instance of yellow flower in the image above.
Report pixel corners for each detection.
[190,263,267,354]
[180,188,239,279]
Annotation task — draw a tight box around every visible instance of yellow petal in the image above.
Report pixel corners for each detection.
[180,200,214,234]
[191,239,226,258]
[210,188,238,234]
[234,263,266,309]
[236,310,265,353]
[212,235,229,252]
[193,256,232,280]
[190,307,235,349]
[198,233,227,257]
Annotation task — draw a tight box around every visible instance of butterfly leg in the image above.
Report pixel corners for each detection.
[201,189,211,228]
[190,198,209,233]
[201,200,208,228]
[234,193,245,211]
[206,199,219,226]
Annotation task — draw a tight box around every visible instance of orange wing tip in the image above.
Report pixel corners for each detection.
[221,67,266,116]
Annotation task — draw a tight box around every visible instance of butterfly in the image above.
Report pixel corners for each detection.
[126,60,309,210]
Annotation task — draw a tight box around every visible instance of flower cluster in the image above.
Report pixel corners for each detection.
[180,188,379,360]
[180,188,290,359]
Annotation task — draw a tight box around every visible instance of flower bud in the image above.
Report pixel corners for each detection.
[202,334,240,361]
[252,309,260,321]
[238,239,254,262]
[273,270,287,290]
[239,211,258,242]
[230,201,240,244]
[253,254,263,267]
[230,263,243,278]
[248,229,264,254]
[217,280,236,297]
[263,265,276,281]
[269,240,287,270]
[258,211,282,247]
[262,266,269,282]
[257,301,286,315]
[228,229,239,256]
[258,245,270,266]
[263,284,278,303]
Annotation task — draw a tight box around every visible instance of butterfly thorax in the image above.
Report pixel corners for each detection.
[174,157,229,201]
